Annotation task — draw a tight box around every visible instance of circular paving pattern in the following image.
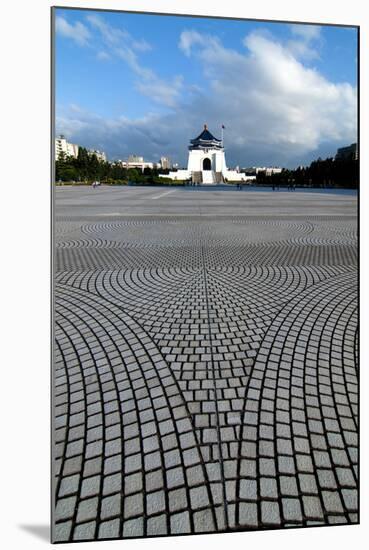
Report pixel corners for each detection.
[53,191,358,542]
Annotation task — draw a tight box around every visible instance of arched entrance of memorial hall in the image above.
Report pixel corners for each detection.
[203,157,211,170]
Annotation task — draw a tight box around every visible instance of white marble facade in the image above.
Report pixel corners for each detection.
[161,125,255,184]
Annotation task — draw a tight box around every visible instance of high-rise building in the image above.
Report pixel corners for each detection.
[88,149,107,162]
[160,156,172,170]
[335,143,358,161]
[55,135,79,160]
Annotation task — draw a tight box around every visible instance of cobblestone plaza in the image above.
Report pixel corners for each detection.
[53,185,358,541]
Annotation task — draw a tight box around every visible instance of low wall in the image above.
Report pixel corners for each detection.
[224,171,256,182]
[159,170,190,180]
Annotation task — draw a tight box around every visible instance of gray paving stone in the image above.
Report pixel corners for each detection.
[123,517,144,537]
[76,497,99,523]
[103,473,122,495]
[280,476,299,496]
[98,519,120,539]
[147,514,168,535]
[81,476,100,498]
[193,508,215,532]
[296,454,314,472]
[124,493,144,519]
[74,521,96,540]
[170,511,191,534]
[336,468,356,487]
[190,485,210,509]
[55,496,77,521]
[261,501,281,524]
[104,455,121,475]
[83,457,103,477]
[239,502,258,526]
[53,520,72,542]
[101,493,121,520]
[303,496,324,518]
[144,451,161,470]
[322,491,344,514]
[59,474,79,497]
[317,469,336,489]
[54,186,358,539]
[283,498,303,521]
[260,477,278,498]
[187,465,206,485]
[299,473,318,494]
[166,466,185,488]
[145,470,164,492]
[147,490,166,515]
[240,479,257,501]
[278,456,296,474]
[327,515,347,524]
[169,487,188,512]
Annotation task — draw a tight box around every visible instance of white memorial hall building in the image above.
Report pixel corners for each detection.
[161,125,255,184]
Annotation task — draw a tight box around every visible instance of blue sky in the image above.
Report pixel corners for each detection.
[55,8,358,168]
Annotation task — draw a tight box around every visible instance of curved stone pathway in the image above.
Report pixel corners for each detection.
[53,187,358,541]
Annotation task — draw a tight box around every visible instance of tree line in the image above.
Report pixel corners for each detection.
[255,157,358,189]
[56,147,358,188]
[55,147,168,185]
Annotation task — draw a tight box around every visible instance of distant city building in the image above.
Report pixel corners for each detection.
[88,149,107,162]
[160,156,172,170]
[250,166,283,176]
[55,136,107,162]
[335,143,358,161]
[120,155,156,172]
[160,124,256,184]
[128,155,144,163]
[55,135,79,160]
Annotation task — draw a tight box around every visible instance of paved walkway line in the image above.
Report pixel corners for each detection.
[200,244,230,530]
[151,189,177,200]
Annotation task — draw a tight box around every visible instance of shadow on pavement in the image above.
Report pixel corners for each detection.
[19,524,50,543]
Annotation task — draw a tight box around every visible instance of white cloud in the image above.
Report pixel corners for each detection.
[55,16,91,47]
[96,51,110,61]
[86,14,182,108]
[56,107,185,161]
[56,14,178,107]
[179,30,218,56]
[56,27,357,167]
[131,38,152,53]
[136,75,183,108]
[86,14,128,47]
[287,24,322,60]
[178,29,356,158]
[290,24,321,41]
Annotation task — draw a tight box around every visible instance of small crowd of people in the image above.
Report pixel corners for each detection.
[272,183,296,191]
